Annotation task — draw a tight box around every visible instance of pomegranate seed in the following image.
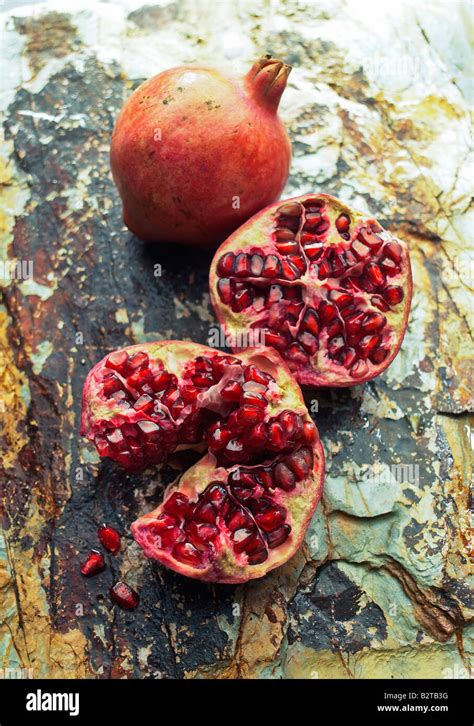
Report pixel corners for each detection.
[233,288,254,311]
[319,301,338,324]
[136,420,161,439]
[303,212,322,229]
[106,350,129,373]
[380,257,400,275]
[217,278,232,303]
[255,507,285,532]
[317,258,332,279]
[351,238,370,259]
[286,447,313,480]
[208,424,232,450]
[303,241,324,260]
[181,384,199,402]
[262,254,281,277]
[303,420,317,442]
[341,348,358,367]
[107,429,127,449]
[248,548,269,565]
[187,522,218,550]
[110,581,139,610]
[335,214,350,233]
[358,228,383,251]
[263,329,287,349]
[103,372,122,396]
[81,550,106,577]
[371,295,390,312]
[128,367,151,389]
[193,501,217,524]
[297,331,318,354]
[280,259,301,281]
[267,524,291,548]
[328,289,353,308]
[332,253,347,275]
[266,421,284,450]
[221,380,243,402]
[194,356,212,373]
[362,312,386,333]
[232,528,256,554]
[255,467,274,488]
[370,347,389,364]
[98,525,121,553]
[365,262,385,287]
[326,318,343,337]
[277,201,302,216]
[276,240,299,254]
[95,435,111,457]
[134,394,154,413]
[278,215,299,231]
[217,252,235,276]
[357,335,382,359]
[227,509,251,531]
[236,404,265,427]
[286,343,309,365]
[172,542,203,567]
[150,371,176,392]
[204,483,227,507]
[383,286,404,305]
[246,422,267,448]
[275,227,296,242]
[274,462,296,491]
[241,390,267,408]
[128,351,149,370]
[350,359,369,379]
[250,254,264,276]
[149,514,180,547]
[301,308,320,335]
[344,311,365,336]
[164,492,190,519]
[383,240,402,262]
[234,253,251,277]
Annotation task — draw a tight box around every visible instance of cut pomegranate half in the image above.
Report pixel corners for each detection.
[210,193,412,386]
[80,342,324,583]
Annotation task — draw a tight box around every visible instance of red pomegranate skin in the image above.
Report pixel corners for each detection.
[110,56,292,246]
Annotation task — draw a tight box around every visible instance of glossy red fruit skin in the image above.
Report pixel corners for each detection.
[209,193,413,388]
[110,56,292,247]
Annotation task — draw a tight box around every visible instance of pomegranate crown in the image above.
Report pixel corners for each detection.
[244,53,292,111]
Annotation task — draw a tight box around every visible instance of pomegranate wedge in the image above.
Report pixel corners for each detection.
[80,342,324,583]
[210,193,412,387]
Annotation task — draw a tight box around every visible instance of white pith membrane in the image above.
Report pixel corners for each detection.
[80,343,324,583]
[211,194,412,386]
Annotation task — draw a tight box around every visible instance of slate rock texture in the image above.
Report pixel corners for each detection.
[0,0,472,679]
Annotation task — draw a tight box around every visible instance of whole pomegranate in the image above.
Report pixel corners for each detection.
[80,342,324,583]
[210,193,413,386]
[110,55,292,246]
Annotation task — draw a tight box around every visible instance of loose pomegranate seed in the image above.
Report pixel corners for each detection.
[110,581,139,610]
[81,550,106,577]
[98,525,121,553]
